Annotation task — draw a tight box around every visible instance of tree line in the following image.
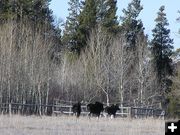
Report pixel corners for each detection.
[0,0,179,117]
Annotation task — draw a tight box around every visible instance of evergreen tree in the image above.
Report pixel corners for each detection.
[150,6,174,108]
[78,0,97,30]
[96,0,106,22]
[11,0,33,20]
[0,0,53,24]
[0,0,14,21]
[62,0,81,51]
[151,6,174,81]
[65,0,119,53]
[31,0,53,24]
[121,0,144,47]
[76,0,97,53]
[101,0,119,34]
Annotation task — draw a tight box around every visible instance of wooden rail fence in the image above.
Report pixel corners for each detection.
[0,103,54,115]
[0,102,165,118]
[53,101,165,118]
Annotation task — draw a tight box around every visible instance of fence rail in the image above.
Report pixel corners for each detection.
[53,102,164,118]
[0,102,165,118]
[0,103,54,115]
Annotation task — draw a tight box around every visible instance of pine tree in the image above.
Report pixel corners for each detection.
[96,0,106,22]
[101,0,119,34]
[31,0,53,24]
[65,0,119,53]
[62,0,81,52]
[0,0,53,24]
[121,0,144,47]
[11,0,33,20]
[0,0,14,21]
[78,0,96,30]
[151,6,174,81]
[150,6,174,109]
[76,0,97,53]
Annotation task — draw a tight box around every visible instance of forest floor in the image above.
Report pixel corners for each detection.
[0,115,164,135]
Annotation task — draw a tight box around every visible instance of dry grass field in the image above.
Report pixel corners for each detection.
[0,115,164,135]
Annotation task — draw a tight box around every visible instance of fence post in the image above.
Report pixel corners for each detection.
[69,101,72,116]
[9,102,11,116]
[129,107,132,118]
[52,102,54,116]
[122,106,124,117]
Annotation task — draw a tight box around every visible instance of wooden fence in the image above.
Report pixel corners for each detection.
[53,105,164,118]
[0,103,53,115]
[131,107,165,118]
[0,101,165,118]
[53,100,165,118]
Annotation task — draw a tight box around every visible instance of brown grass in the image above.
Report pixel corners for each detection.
[0,115,164,135]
